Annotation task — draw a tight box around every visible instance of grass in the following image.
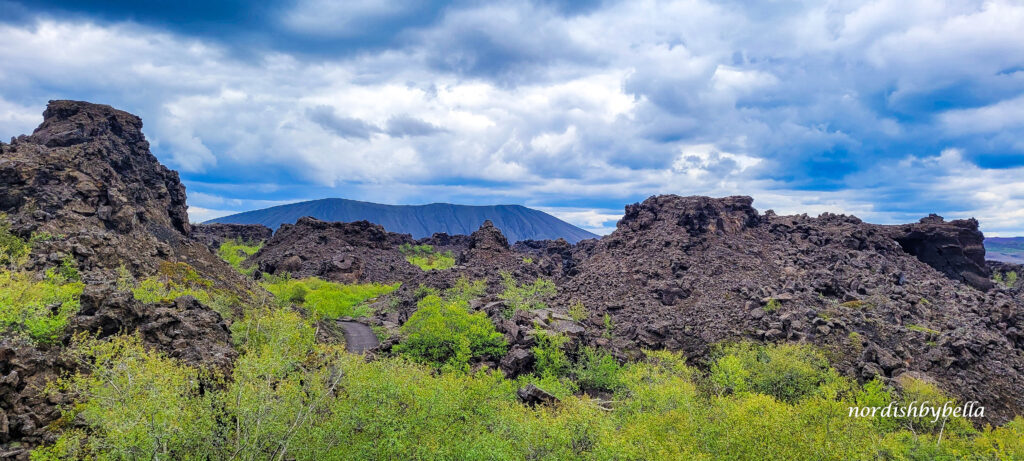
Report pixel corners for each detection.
[840,299,871,309]
[260,275,399,319]
[906,324,941,336]
[399,243,455,271]
[763,298,781,312]
[216,239,262,275]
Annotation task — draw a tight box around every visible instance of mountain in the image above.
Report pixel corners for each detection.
[205,198,599,243]
[986,237,1024,264]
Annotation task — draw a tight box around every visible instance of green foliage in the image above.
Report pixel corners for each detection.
[710,343,840,403]
[532,328,570,378]
[522,257,533,264]
[443,276,487,304]
[394,293,506,371]
[216,238,261,275]
[906,323,941,336]
[568,300,587,322]
[498,271,556,318]
[39,335,217,460]
[130,262,214,304]
[0,270,83,344]
[603,313,614,338]
[574,347,623,392]
[994,270,1018,288]
[764,298,782,312]
[399,243,455,271]
[840,299,872,309]
[260,275,398,319]
[37,324,1024,460]
[0,215,31,267]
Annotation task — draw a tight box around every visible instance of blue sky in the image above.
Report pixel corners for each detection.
[1,0,1023,235]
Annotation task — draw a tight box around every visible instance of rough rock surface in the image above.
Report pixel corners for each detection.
[891,215,992,290]
[250,218,421,283]
[560,195,1024,424]
[0,101,247,456]
[191,223,273,249]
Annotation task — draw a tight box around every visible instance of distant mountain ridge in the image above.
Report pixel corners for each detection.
[985,237,1024,264]
[205,198,599,243]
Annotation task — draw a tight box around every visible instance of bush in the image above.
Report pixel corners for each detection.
[260,275,398,319]
[568,300,587,322]
[216,239,261,275]
[532,329,570,378]
[574,347,623,392]
[399,243,455,271]
[498,272,556,318]
[710,343,839,403]
[0,215,30,267]
[394,294,506,371]
[38,335,217,460]
[36,327,1024,460]
[0,270,83,344]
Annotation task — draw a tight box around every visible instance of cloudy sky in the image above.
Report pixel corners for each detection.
[1,0,1023,235]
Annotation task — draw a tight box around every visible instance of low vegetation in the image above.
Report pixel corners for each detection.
[36,316,1024,459]
[216,239,261,275]
[399,243,455,271]
[0,221,83,344]
[260,275,399,319]
[498,271,557,318]
[994,270,1018,288]
[393,288,507,371]
[0,269,84,344]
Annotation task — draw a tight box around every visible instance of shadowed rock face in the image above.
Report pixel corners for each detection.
[892,215,992,290]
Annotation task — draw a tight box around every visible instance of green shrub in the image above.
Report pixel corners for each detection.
[532,329,570,378]
[394,294,506,371]
[36,325,1024,460]
[216,238,261,275]
[39,335,217,460]
[260,275,398,319]
[764,298,782,312]
[399,243,455,271]
[710,343,839,403]
[498,272,556,318]
[568,300,587,322]
[444,276,487,304]
[0,270,83,344]
[575,347,623,392]
[995,270,1018,288]
[0,216,30,267]
[131,262,214,304]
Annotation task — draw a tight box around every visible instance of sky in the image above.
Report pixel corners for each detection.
[0,1,1023,236]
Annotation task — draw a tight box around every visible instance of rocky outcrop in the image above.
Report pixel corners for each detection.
[0,101,250,291]
[250,218,419,283]
[560,195,1024,424]
[891,215,992,290]
[0,101,251,455]
[191,223,273,249]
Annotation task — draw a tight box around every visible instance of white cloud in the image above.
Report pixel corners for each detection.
[1,0,1023,235]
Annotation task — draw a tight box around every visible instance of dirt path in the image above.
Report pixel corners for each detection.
[338,321,379,353]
